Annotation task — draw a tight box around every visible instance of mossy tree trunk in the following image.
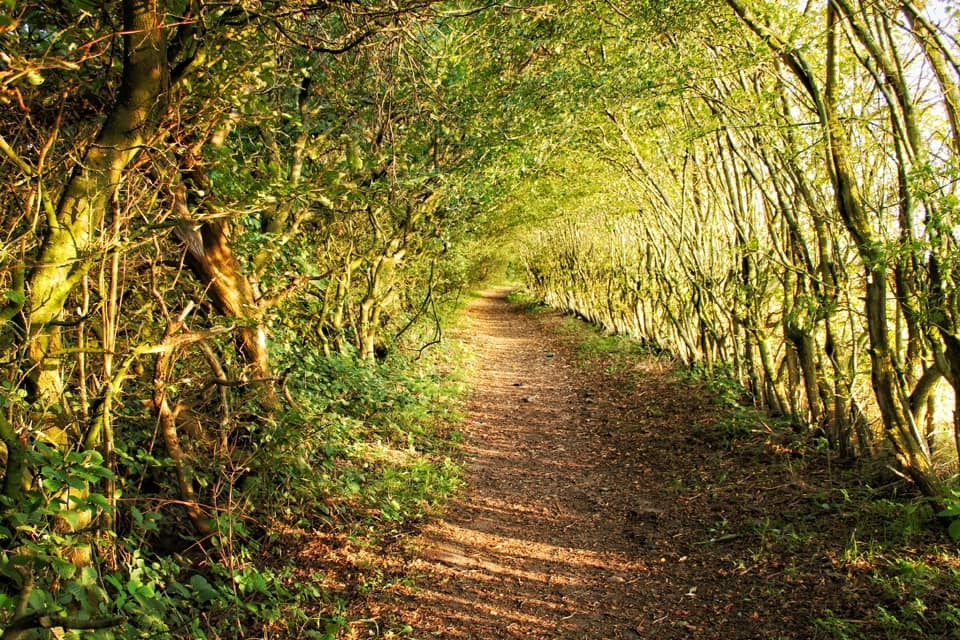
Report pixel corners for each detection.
[25,0,167,414]
[177,156,278,406]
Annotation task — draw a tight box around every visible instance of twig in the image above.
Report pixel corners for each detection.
[694,533,742,545]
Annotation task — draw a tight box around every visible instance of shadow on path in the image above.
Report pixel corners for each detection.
[393,289,682,639]
[389,288,828,639]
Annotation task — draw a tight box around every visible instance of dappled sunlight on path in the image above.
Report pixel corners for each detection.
[394,289,671,638]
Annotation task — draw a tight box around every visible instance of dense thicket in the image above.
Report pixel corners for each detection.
[517,0,960,500]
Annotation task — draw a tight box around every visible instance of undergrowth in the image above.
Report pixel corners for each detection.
[235,331,473,637]
[677,363,786,449]
[505,288,549,313]
[245,342,469,532]
[42,289,950,638]
[0,333,473,639]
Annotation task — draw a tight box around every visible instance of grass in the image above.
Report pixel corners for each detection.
[813,562,960,639]
[505,287,550,313]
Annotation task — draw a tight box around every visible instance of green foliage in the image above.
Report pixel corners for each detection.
[247,335,466,532]
[0,441,280,639]
[861,556,960,639]
[4,0,958,636]
[0,444,116,630]
[675,364,768,448]
[572,324,666,373]
[814,613,864,640]
[806,485,960,640]
[937,485,960,542]
[505,288,549,313]
[511,0,960,499]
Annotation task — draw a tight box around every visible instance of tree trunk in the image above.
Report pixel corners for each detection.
[182,220,277,404]
[25,0,167,408]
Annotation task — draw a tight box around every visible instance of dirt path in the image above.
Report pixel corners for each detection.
[396,288,656,638]
[388,288,827,639]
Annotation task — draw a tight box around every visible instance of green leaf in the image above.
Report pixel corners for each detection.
[104,574,123,591]
[0,559,24,586]
[57,508,83,531]
[78,565,99,586]
[3,290,24,305]
[27,587,54,611]
[86,493,113,512]
[189,574,220,603]
[131,506,159,533]
[65,581,89,606]
[948,519,960,542]
[167,579,191,598]
[51,556,77,579]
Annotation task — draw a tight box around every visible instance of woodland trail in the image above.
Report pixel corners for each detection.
[383,288,834,639]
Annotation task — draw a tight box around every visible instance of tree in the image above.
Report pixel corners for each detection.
[514,0,960,498]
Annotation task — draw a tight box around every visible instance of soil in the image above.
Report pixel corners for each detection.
[388,287,827,639]
[271,287,957,639]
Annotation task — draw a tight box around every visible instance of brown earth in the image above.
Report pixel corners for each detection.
[383,287,832,639]
[270,287,957,639]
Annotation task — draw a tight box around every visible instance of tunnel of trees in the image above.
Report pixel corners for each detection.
[1,0,959,637]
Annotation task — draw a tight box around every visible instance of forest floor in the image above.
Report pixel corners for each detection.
[274,287,959,639]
